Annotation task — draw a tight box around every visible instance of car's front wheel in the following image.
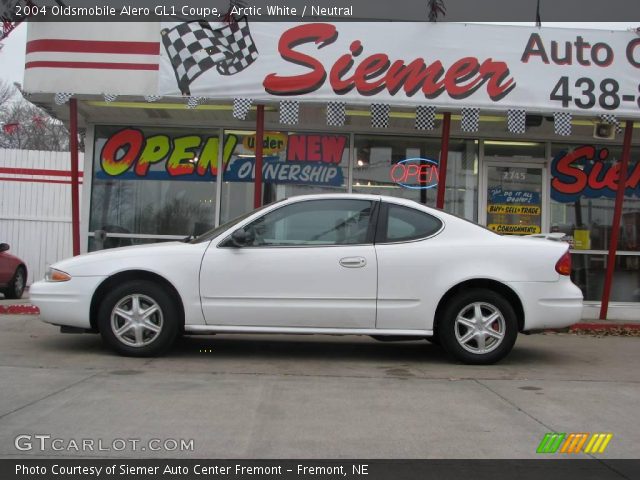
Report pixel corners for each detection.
[438,289,518,365]
[97,280,179,357]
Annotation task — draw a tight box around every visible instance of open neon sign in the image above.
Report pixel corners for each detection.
[390,158,439,190]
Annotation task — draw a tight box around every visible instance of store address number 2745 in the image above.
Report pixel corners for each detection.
[550,77,639,110]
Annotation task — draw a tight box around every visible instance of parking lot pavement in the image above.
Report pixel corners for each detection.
[0,314,638,459]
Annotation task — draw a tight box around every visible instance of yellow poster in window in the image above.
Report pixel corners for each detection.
[487,204,541,215]
[573,229,591,250]
[488,224,541,235]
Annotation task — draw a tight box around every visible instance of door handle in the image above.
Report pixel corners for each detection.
[339,257,367,268]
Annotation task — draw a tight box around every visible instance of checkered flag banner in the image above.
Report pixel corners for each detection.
[54,92,73,105]
[415,105,436,130]
[144,95,162,102]
[507,109,526,134]
[103,94,118,103]
[187,96,205,109]
[371,104,390,128]
[233,97,253,120]
[554,112,572,136]
[161,16,259,95]
[327,101,346,127]
[279,100,299,125]
[461,107,480,132]
[600,114,622,134]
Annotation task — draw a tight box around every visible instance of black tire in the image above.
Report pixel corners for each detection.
[437,288,518,365]
[3,266,26,299]
[97,280,179,357]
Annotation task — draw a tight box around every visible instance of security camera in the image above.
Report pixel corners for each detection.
[593,122,615,140]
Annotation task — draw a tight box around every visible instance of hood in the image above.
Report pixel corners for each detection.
[51,241,195,275]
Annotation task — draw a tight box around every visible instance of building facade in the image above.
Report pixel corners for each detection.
[22,21,640,318]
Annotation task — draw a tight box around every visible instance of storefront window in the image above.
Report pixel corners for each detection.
[90,126,219,248]
[483,141,546,158]
[571,253,640,303]
[483,141,545,235]
[352,135,478,221]
[550,143,640,252]
[88,236,176,251]
[485,164,544,235]
[220,130,349,223]
[550,142,640,301]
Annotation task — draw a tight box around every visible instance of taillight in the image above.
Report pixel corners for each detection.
[555,250,572,276]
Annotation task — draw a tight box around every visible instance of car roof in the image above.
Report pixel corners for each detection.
[283,193,444,212]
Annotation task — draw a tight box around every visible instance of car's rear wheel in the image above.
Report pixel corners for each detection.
[438,288,517,365]
[97,280,179,357]
[3,266,26,299]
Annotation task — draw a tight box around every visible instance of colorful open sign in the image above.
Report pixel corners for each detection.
[390,158,439,190]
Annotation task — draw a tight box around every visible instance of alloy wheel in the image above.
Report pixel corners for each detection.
[110,294,164,347]
[454,302,506,355]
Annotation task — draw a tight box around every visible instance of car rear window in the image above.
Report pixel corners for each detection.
[378,204,443,243]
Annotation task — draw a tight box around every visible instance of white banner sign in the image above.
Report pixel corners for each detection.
[159,21,640,118]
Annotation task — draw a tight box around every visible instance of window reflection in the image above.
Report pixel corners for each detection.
[220,131,349,223]
[353,135,478,221]
[550,144,640,252]
[90,126,218,243]
[572,253,640,302]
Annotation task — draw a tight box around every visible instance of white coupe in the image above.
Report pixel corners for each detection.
[30,194,583,364]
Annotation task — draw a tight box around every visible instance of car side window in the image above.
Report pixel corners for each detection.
[379,204,443,243]
[230,199,375,247]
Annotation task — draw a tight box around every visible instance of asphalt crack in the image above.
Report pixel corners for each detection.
[0,372,99,422]
[474,378,554,430]
[474,379,633,480]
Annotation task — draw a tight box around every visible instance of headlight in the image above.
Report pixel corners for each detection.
[45,267,71,282]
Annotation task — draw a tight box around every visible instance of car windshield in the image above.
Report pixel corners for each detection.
[188,201,282,244]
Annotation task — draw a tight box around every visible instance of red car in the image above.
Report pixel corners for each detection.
[0,243,27,299]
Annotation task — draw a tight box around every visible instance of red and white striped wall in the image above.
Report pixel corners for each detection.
[24,23,160,95]
[0,149,84,285]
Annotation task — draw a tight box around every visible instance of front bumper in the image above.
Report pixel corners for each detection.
[507,277,584,331]
[30,276,107,329]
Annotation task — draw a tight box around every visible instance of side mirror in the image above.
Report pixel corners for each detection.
[0,243,9,253]
[230,228,255,247]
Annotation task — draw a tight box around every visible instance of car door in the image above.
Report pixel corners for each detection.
[0,249,15,285]
[199,198,378,329]
[374,202,445,330]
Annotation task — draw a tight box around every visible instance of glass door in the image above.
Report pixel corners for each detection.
[481,161,547,235]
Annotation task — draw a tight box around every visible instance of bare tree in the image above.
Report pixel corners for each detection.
[0,80,15,113]
[0,85,70,151]
[427,0,446,21]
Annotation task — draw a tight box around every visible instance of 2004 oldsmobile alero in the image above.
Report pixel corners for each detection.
[30,194,583,364]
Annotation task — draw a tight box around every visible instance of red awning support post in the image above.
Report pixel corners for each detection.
[69,98,81,256]
[436,112,451,210]
[600,120,634,320]
[253,105,265,209]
